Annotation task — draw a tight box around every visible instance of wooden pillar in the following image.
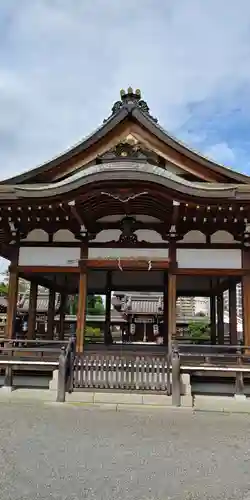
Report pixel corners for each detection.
[217,293,224,345]
[47,288,55,340]
[210,295,217,345]
[242,275,250,347]
[59,293,67,341]
[5,263,19,339]
[168,273,176,352]
[242,249,250,347]
[27,282,38,340]
[163,271,168,345]
[76,246,88,353]
[229,281,237,345]
[104,271,112,345]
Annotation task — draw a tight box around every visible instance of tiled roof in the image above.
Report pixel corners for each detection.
[113,293,163,315]
[18,292,61,313]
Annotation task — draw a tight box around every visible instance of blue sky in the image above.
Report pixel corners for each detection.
[0,0,250,180]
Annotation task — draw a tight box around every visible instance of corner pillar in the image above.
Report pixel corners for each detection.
[47,289,56,340]
[229,281,237,345]
[59,293,67,341]
[168,273,176,352]
[5,262,19,339]
[210,294,217,345]
[163,271,168,345]
[217,293,224,345]
[242,249,250,347]
[27,281,38,340]
[104,271,112,345]
[76,245,88,353]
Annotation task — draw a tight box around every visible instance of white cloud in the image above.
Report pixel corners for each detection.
[0,0,250,178]
[204,142,236,165]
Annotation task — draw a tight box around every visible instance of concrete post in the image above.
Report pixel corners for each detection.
[172,347,181,406]
[57,347,66,402]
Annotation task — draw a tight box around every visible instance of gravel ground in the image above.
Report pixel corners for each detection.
[0,402,250,500]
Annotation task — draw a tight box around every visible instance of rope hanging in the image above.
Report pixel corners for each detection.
[117,257,123,272]
[116,258,152,271]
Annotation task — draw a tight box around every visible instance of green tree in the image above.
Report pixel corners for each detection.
[87,295,105,315]
[187,319,210,344]
[0,282,8,295]
[68,294,105,315]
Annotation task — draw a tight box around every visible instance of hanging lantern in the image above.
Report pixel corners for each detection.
[153,324,159,337]
[130,323,136,335]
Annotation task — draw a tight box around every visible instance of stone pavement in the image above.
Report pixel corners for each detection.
[0,402,250,499]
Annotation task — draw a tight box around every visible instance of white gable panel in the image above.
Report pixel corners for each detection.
[182,231,206,244]
[177,248,241,269]
[88,248,169,259]
[19,247,80,266]
[211,231,234,244]
[23,229,49,242]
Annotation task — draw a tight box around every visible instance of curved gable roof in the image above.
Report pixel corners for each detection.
[2,87,250,185]
[4,161,250,202]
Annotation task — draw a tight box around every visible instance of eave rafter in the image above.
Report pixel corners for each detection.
[0,201,87,244]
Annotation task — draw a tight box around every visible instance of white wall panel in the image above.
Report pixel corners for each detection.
[177,248,241,269]
[88,247,169,259]
[19,247,80,266]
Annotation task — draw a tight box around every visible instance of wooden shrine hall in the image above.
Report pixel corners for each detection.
[0,87,250,352]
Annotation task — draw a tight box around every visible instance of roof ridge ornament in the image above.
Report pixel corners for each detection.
[107,87,158,123]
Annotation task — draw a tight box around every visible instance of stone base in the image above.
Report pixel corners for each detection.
[194,395,250,413]
[0,386,13,393]
[66,392,174,406]
[234,394,247,401]
[181,395,193,407]
[49,370,59,391]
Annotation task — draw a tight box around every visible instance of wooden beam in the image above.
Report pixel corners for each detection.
[18,266,79,274]
[176,269,244,276]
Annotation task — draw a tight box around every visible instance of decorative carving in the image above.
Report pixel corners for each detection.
[105,87,158,123]
[101,190,148,204]
[96,138,160,165]
[119,216,138,244]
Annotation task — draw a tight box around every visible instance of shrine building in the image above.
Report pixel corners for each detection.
[1,87,250,352]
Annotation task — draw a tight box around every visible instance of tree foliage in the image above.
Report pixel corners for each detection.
[87,295,105,315]
[0,282,8,296]
[68,294,105,315]
[187,319,210,344]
